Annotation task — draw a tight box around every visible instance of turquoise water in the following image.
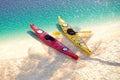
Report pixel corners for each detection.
[0,0,120,40]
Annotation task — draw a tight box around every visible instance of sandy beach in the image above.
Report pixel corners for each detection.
[0,21,120,80]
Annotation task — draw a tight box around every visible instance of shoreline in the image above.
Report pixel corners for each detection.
[0,20,120,59]
[0,17,120,42]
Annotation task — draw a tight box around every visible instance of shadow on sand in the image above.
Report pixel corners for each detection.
[56,24,120,67]
[80,56,120,66]
[16,30,77,80]
[27,31,40,41]
[16,27,120,80]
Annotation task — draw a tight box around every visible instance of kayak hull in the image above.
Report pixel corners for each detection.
[58,16,93,56]
[30,24,79,60]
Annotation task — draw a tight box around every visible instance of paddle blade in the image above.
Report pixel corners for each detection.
[52,31,61,35]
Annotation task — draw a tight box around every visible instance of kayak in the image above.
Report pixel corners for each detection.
[58,16,93,56]
[30,24,79,60]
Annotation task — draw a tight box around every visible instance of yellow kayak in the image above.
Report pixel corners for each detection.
[58,16,93,56]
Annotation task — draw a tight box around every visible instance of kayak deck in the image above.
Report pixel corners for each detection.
[30,24,79,60]
[58,16,93,56]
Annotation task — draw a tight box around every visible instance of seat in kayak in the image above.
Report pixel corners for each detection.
[44,34,55,41]
[67,28,76,35]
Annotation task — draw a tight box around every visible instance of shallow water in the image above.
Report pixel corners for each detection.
[0,0,120,40]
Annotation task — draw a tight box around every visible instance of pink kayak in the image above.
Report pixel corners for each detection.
[30,24,79,60]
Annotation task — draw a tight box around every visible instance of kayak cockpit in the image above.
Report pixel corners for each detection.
[62,23,68,27]
[67,28,76,35]
[37,30,43,34]
[44,34,55,41]
[79,42,85,46]
[62,47,68,51]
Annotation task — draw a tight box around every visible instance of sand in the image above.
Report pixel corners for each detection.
[0,21,120,80]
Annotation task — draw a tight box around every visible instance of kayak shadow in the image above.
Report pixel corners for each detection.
[56,24,64,33]
[27,31,40,41]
